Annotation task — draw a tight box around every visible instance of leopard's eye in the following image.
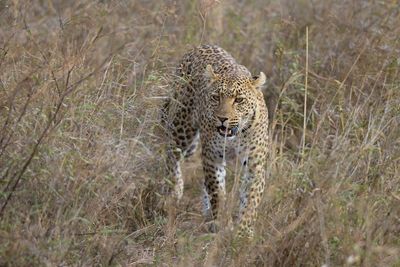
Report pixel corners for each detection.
[211,94,219,102]
[235,97,245,104]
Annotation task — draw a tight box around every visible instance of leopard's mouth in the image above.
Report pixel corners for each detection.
[217,125,239,137]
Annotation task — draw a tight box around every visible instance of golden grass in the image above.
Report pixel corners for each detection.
[0,0,399,266]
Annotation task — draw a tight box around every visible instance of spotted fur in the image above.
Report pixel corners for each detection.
[162,45,269,237]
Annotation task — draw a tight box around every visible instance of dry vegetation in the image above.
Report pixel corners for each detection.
[1,0,399,266]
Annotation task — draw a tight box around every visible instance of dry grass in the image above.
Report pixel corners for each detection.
[0,0,399,266]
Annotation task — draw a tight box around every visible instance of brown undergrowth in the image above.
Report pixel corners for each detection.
[0,1,399,266]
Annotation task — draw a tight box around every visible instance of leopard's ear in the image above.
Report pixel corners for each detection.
[205,64,218,81]
[252,72,266,89]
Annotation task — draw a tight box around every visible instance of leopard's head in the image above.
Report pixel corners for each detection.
[204,64,266,138]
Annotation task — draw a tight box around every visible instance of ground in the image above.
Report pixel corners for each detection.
[0,1,399,266]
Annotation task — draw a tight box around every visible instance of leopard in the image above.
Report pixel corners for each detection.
[161,44,269,237]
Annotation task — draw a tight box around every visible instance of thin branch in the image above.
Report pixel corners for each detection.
[0,45,124,217]
[301,26,309,161]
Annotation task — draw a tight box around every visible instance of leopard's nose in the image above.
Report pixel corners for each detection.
[217,116,227,122]
[217,116,229,127]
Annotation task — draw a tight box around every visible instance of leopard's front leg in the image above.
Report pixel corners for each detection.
[237,137,267,238]
[201,140,226,225]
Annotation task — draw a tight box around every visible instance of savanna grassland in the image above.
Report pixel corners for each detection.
[0,0,399,266]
